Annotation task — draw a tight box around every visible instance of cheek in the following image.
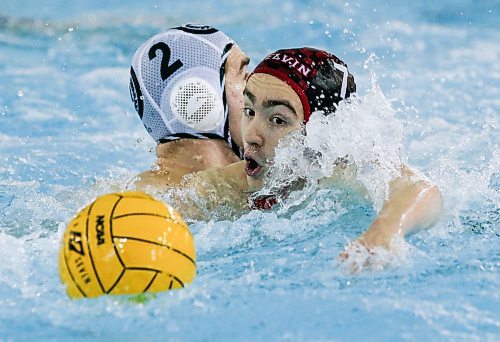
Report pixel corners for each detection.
[268,135,280,151]
[266,126,299,151]
[240,118,249,137]
[287,124,302,135]
[227,84,244,107]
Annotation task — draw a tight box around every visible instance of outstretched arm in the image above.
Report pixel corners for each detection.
[350,165,443,251]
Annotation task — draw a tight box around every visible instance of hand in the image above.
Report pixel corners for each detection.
[338,240,375,274]
[339,230,408,273]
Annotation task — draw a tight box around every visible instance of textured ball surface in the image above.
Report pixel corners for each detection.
[58,191,196,298]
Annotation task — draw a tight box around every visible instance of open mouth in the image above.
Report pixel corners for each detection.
[245,156,263,177]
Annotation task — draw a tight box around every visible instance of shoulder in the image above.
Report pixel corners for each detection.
[180,160,249,210]
[133,169,180,190]
[189,160,249,192]
[216,160,249,192]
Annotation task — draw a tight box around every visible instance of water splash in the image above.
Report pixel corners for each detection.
[255,73,405,212]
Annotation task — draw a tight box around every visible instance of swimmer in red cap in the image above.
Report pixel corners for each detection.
[242,47,356,194]
[183,47,442,257]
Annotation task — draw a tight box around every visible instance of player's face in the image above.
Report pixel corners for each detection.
[225,45,250,150]
[241,73,304,191]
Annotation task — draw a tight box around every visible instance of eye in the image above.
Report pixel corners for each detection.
[243,107,255,117]
[271,116,286,125]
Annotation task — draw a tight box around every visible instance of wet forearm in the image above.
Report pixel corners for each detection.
[359,170,443,249]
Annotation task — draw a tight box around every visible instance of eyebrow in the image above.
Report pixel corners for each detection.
[244,89,298,116]
[262,99,297,116]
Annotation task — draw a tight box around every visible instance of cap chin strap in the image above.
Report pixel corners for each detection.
[158,132,226,143]
[157,133,243,159]
[229,136,243,159]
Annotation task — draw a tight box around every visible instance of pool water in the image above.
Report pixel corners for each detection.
[0,0,498,340]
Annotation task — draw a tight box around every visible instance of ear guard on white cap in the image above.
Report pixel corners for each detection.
[163,68,224,132]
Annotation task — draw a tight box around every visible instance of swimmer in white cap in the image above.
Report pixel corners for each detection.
[129,24,249,188]
[183,47,442,258]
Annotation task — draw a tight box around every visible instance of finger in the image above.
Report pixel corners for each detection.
[339,250,349,260]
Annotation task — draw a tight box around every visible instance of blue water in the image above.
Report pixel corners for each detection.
[0,0,499,340]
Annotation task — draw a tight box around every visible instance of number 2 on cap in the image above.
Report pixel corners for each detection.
[148,42,183,81]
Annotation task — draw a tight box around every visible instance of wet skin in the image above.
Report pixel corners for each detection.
[134,45,250,189]
[242,73,304,191]
[225,45,250,149]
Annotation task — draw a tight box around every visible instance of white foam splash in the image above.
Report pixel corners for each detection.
[256,76,405,212]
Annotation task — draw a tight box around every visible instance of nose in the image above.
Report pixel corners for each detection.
[243,114,264,148]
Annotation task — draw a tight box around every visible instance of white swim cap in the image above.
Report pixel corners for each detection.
[129,24,237,148]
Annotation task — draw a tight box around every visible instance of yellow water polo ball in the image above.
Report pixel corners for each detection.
[58,191,196,299]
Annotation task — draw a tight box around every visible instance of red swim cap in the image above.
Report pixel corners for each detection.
[251,47,356,122]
